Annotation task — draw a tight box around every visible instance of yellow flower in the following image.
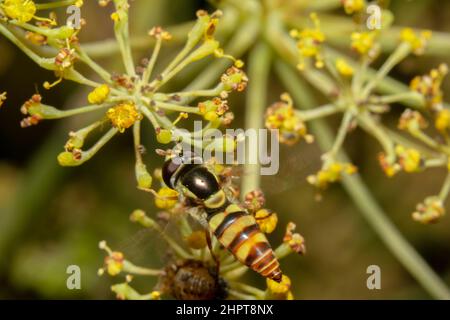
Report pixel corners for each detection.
[412,196,445,224]
[110,12,120,22]
[185,230,207,250]
[255,209,278,234]
[400,28,432,55]
[156,129,173,144]
[198,98,229,122]
[265,93,313,145]
[283,222,306,255]
[398,109,427,133]
[351,31,378,56]
[88,84,110,104]
[148,26,172,41]
[290,13,325,70]
[104,252,124,276]
[25,31,47,46]
[135,162,153,189]
[378,153,399,177]
[155,187,179,209]
[267,275,294,299]
[2,0,36,23]
[410,64,448,111]
[107,102,142,133]
[220,66,248,92]
[267,274,291,294]
[307,162,357,189]
[435,109,450,134]
[342,0,365,14]
[244,189,266,212]
[0,92,6,108]
[335,58,354,77]
[150,291,161,300]
[395,145,422,173]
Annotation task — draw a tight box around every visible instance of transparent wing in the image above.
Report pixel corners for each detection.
[218,143,321,197]
[116,207,208,265]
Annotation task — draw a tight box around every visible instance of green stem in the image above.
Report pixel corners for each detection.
[357,112,396,163]
[112,0,136,76]
[122,261,164,276]
[182,18,260,97]
[361,42,412,99]
[152,100,201,115]
[0,23,56,70]
[327,110,354,160]
[370,92,425,106]
[76,48,112,84]
[230,282,265,299]
[76,128,118,165]
[296,104,341,121]
[142,37,162,85]
[35,0,77,10]
[241,42,271,197]
[276,60,450,300]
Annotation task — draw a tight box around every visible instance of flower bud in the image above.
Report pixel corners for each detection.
[185,231,207,250]
[205,135,236,153]
[155,187,178,209]
[130,209,157,228]
[88,84,110,104]
[57,151,81,167]
[135,162,153,188]
[156,129,173,144]
[255,209,278,234]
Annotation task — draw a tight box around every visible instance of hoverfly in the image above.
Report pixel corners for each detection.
[160,259,228,300]
[159,150,283,283]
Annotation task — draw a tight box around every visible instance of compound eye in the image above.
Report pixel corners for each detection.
[162,158,181,188]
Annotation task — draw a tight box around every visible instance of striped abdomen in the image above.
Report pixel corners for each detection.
[208,203,282,282]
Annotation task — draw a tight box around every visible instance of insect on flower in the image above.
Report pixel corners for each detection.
[155,148,284,282]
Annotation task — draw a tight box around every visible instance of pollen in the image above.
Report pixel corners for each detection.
[107,102,142,133]
[2,0,37,23]
[88,84,110,104]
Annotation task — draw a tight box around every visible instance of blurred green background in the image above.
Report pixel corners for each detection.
[0,0,450,299]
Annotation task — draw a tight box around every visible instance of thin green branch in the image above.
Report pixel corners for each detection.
[296,103,341,121]
[241,42,271,197]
